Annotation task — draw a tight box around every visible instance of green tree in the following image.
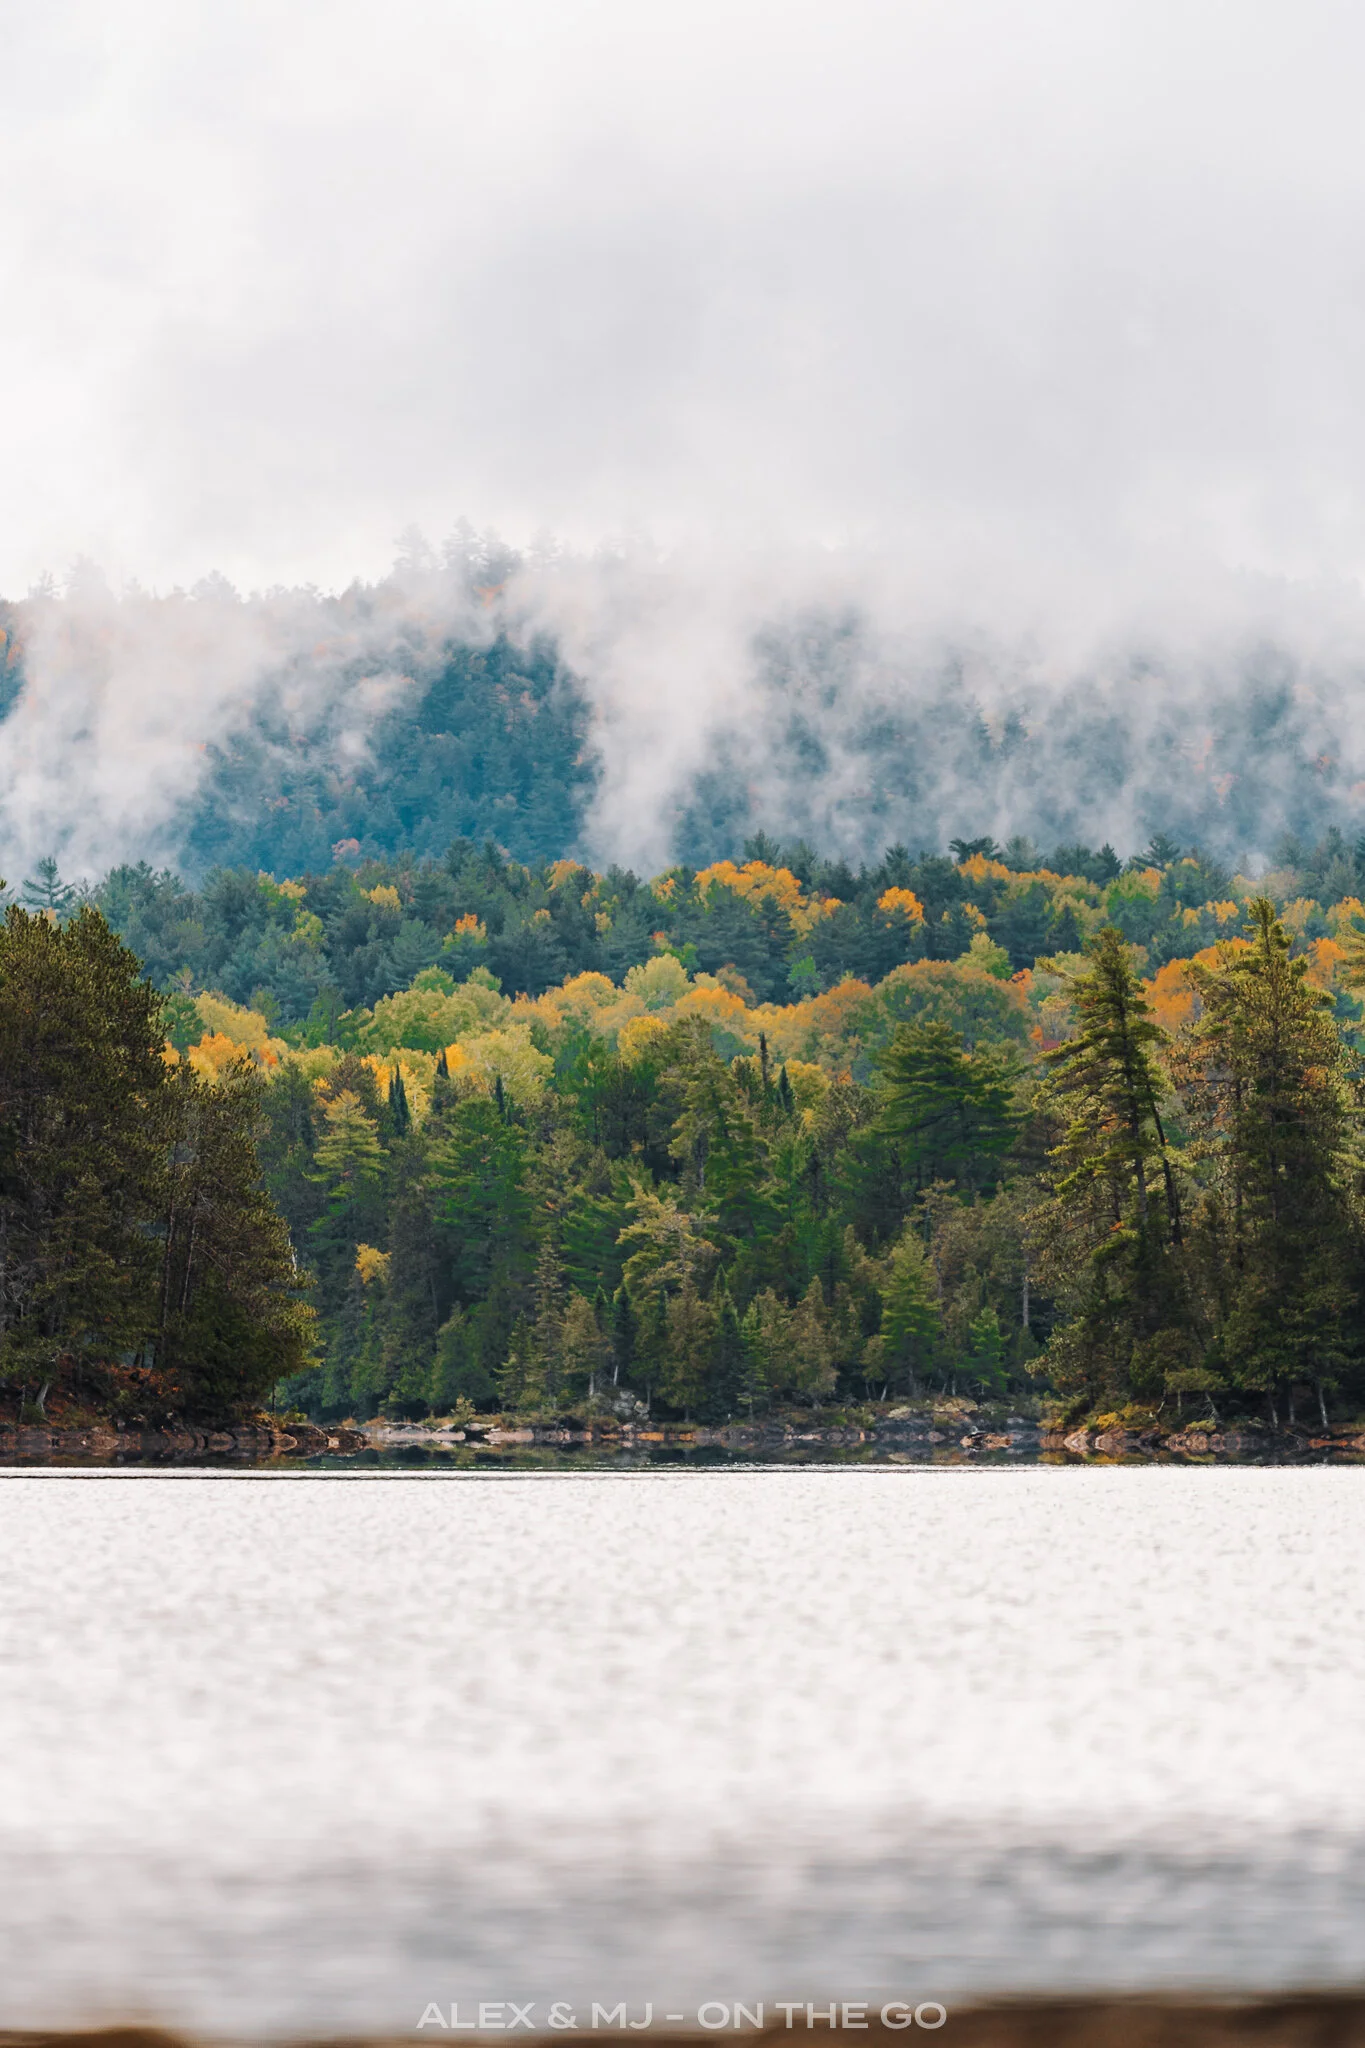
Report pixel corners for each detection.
[875,1228,940,1398]
[1184,900,1362,1422]
[0,905,170,1407]
[154,1060,315,1419]
[20,856,77,919]
[963,1306,1007,1397]
[560,1291,609,1404]
[1033,926,1190,1414]
[698,1281,745,1422]
[430,1094,533,1306]
[660,1275,717,1416]
[877,1020,1018,1194]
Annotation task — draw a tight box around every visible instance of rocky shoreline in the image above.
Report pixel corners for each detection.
[359,1414,1365,1461]
[4,1413,1364,1464]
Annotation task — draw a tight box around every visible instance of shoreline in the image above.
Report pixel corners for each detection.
[4,1410,1365,1465]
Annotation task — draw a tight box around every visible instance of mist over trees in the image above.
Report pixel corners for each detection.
[5,540,1365,882]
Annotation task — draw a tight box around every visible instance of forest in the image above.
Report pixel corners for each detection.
[8,822,1365,1433]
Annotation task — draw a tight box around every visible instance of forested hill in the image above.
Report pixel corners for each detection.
[180,632,596,875]
[7,562,1365,878]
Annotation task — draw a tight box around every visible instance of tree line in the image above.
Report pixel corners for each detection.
[253,889,1365,1432]
[81,821,1365,1030]
[7,833,1365,1433]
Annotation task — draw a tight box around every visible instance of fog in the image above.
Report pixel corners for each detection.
[5,0,1365,872]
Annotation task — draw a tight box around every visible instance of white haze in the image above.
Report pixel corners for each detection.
[6,0,1365,871]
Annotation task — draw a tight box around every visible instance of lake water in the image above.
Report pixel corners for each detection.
[4,1467,1365,2035]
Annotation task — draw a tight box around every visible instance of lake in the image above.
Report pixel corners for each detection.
[3,1467,1365,2036]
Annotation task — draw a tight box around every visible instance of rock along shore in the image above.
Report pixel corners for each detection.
[4,1415,1364,1463]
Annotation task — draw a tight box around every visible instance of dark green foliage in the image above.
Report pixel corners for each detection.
[0,904,311,1421]
[57,820,1365,1432]
[877,1022,1019,1194]
[182,633,598,877]
[21,857,77,917]
[1033,927,1192,1412]
[1180,902,1363,1419]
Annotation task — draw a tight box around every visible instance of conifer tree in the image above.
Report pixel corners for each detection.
[154,1061,315,1419]
[877,1229,940,1397]
[878,1020,1018,1193]
[610,1282,636,1387]
[964,1306,1007,1397]
[387,1068,411,1135]
[1184,899,1361,1420]
[0,904,168,1400]
[20,856,76,919]
[1034,926,1190,1412]
[660,1275,716,1416]
[777,1063,796,1119]
[560,1291,609,1404]
[699,1281,745,1422]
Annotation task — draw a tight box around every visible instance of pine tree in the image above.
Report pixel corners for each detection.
[0,905,167,1404]
[528,1235,567,1409]
[20,856,76,919]
[610,1282,636,1387]
[154,1061,315,1420]
[1034,925,1190,1413]
[560,1291,609,1404]
[633,1287,668,1417]
[877,1229,940,1398]
[877,1021,1018,1193]
[698,1281,745,1422]
[387,1068,411,1135]
[776,1063,797,1119]
[787,1277,838,1402]
[660,1275,716,1416]
[964,1306,1007,1397]
[1185,899,1362,1420]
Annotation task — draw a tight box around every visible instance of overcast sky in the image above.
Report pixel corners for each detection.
[5,0,1365,601]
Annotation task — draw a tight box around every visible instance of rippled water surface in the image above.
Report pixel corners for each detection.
[4,1467,1365,2034]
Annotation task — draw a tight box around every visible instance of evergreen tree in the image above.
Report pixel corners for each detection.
[777,1063,796,1118]
[1034,926,1190,1413]
[1184,899,1362,1420]
[430,1095,533,1305]
[0,905,168,1403]
[739,1289,787,1413]
[560,1291,609,1404]
[610,1282,636,1388]
[876,1229,940,1398]
[786,1277,838,1402]
[964,1306,1007,1397]
[154,1061,315,1419]
[20,856,76,919]
[877,1021,1018,1194]
[527,1235,567,1409]
[660,1275,716,1416]
[387,1068,411,1135]
[698,1281,745,1422]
